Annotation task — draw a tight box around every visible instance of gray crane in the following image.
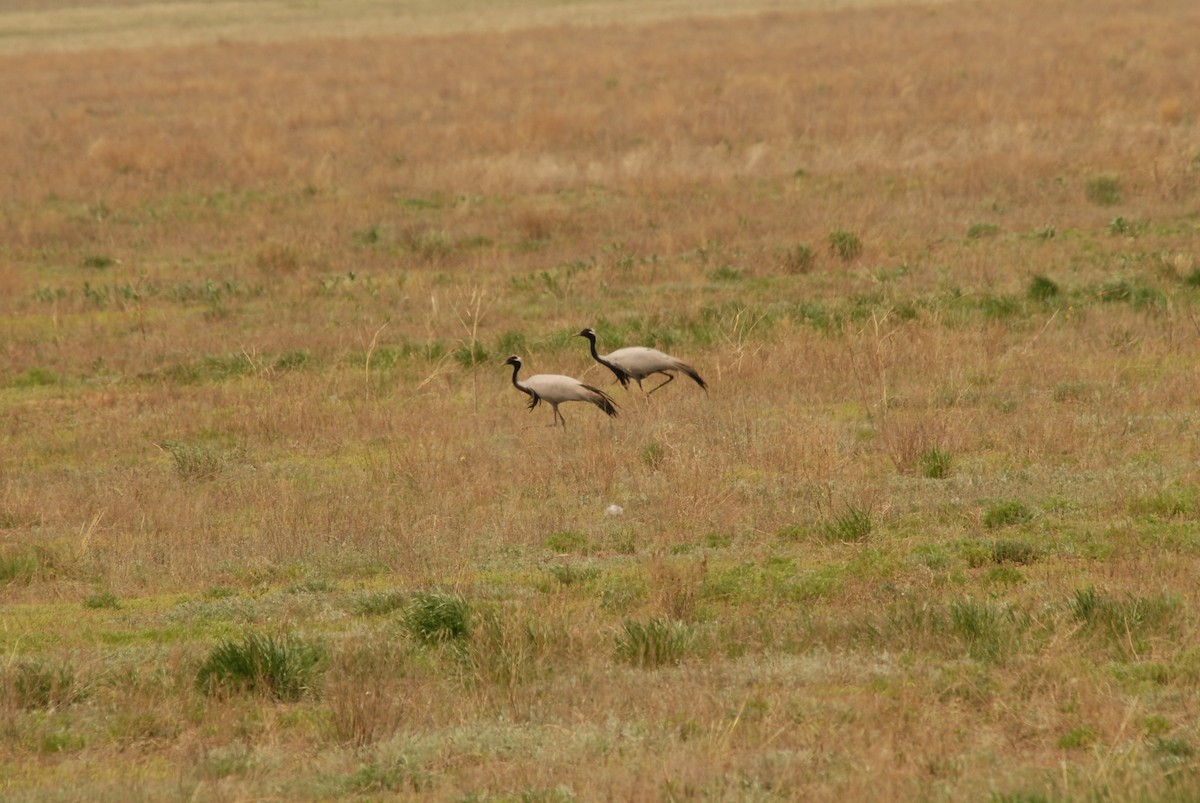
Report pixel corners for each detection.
[576,328,707,394]
[503,355,618,427]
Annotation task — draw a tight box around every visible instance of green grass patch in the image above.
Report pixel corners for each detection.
[354,590,408,616]
[1070,587,1180,658]
[614,617,697,668]
[983,501,1034,529]
[403,591,472,644]
[545,530,590,554]
[1085,174,1122,206]
[823,505,872,543]
[828,229,863,261]
[196,632,327,701]
[918,447,953,479]
[1027,274,1060,301]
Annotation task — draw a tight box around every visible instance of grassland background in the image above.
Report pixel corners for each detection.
[1,0,1199,799]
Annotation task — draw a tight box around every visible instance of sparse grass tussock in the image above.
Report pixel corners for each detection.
[195,632,327,701]
[614,617,697,668]
[1070,587,1181,658]
[403,592,472,645]
[984,501,1035,529]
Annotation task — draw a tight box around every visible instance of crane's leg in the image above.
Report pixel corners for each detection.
[646,372,676,394]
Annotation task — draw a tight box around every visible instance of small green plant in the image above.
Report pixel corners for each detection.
[614,617,696,668]
[1098,277,1133,302]
[161,441,227,480]
[0,546,59,585]
[452,341,488,369]
[640,441,666,470]
[980,294,1021,319]
[828,229,863,261]
[990,540,1039,565]
[705,532,733,549]
[948,598,1010,662]
[1085,174,1122,206]
[352,224,381,247]
[354,590,408,616]
[708,264,742,282]
[1057,725,1098,750]
[547,564,599,586]
[8,659,82,710]
[918,447,953,479]
[776,524,808,542]
[274,349,310,371]
[1027,275,1060,301]
[1107,216,1140,236]
[781,243,816,273]
[1153,736,1195,760]
[83,590,120,609]
[966,222,1000,239]
[195,632,327,701]
[544,530,589,554]
[1070,587,1179,656]
[403,592,471,644]
[11,367,61,388]
[82,254,116,269]
[823,505,872,542]
[983,501,1033,529]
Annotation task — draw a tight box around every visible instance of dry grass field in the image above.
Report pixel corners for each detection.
[2,0,1199,798]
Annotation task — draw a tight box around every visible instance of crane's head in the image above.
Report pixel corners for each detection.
[576,327,596,340]
[503,355,522,368]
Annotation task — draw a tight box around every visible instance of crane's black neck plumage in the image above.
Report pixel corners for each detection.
[508,359,537,403]
[580,329,630,387]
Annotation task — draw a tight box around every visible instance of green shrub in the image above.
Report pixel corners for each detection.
[273,349,310,371]
[354,590,408,616]
[1057,725,1097,750]
[452,341,488,368]
[640,442,666,470]
[1085,174,1122,206]
[828,229,863,262]
[403,592,471,644]
[823,506,872,542]
[990,540,1039,565]
[1107,216,1143,237]
[0,546,60,585]
[83,590,120,609]
[1071,587,1179,657]
[983,501,1033,529]
[781,243,816,273]
[8,659,82,710]
[195,632,326,701]
[949,598,1010,662]
[547,564,599,586]
[162,440,227,480]
[966,222,1000,239]
[1027,275,1060,301]
[545,530,589,554]
[82,254,116,269]
[10,367,60,388]
[614,617,696,668]
[918,447,953,479]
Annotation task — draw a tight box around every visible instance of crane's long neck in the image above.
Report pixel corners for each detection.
[509,362,533,398]
[586,336,617,372]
